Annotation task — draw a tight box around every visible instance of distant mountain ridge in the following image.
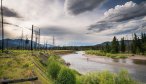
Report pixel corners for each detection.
[96,40,132,46]
[0,39,53,49]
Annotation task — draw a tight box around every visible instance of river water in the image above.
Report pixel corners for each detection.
[62,51,146,83]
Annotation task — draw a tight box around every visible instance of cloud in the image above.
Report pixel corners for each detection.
[40,25,97,44]
[64,0,106,15]
[0,24,13,38]
[88,22,117,32]
[88,1,146,35]
[89,16,146,35]
[0,0,116,45]
[101,1,146,22]
[1,7,20,18]
[41,26,74,36]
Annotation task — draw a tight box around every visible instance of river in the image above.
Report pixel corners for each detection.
[62,51,146,83]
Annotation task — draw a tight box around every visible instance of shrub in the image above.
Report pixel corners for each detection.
[47,61,61,79]
[56,67,76,84]
[97,71,116,84]
[48,55,65,65]
[78,72,99,84]
[86,50,128,59]
[85,50,106,56]
[116,70,137,84]
[78,70,137,84]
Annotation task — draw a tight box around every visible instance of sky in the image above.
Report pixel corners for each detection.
[0,0,146,46]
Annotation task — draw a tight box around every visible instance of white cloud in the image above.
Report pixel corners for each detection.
[1,0,104,45]
[88,1,146,36]
[101,1,146,22]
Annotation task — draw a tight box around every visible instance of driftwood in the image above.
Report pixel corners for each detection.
[0,77,38,84]
[0,56,14,58]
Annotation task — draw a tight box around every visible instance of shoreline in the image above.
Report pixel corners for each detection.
[129,55,146,60]
[84,54,146,68]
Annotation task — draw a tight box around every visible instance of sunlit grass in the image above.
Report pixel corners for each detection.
[77,70,138,84]
[0,50,139,84]
[85,50,131,59]
[0,50,53,84]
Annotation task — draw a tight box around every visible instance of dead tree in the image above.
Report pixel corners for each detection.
[0,77,38,84]
[1,0,4,52]
[31,25,34,50]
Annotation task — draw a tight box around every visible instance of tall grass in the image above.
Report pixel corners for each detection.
[0,50,54,84]
[86,50,129,59]
[56,67,76,84]
[47,54,138,84]
[47,61,61,79]
[47,55,77,84]
[77,70,138,84]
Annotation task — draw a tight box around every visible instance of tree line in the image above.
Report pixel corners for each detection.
[103,33,146,55]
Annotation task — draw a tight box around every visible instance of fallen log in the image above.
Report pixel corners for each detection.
[0,77,38,84]
[0,56,14,58]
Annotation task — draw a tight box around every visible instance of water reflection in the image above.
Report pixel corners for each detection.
[62,51,146,83]
[133,59,146,65]
[112,58,146,65]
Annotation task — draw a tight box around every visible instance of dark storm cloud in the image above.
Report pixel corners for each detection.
[0,7,20,18]
[88,1,146,35]
[88,22,116,32]
[41,26,90,41]
[41,26,75,36]
[112,27,138,35]
[65,0,106,15]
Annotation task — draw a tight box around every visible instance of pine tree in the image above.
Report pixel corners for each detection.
[136,37,142,54]
[111,36,119,53]
[121,37,126,53]
[105,43,110,53]
[141,33,146,54]
[143,33,146,54]
[131,33,137,54]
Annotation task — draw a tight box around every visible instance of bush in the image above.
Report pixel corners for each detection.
[86,50,128,59]
[85,50,106,56]
[116,70,137,84]
[47,61,61,79]
[78,72,99,84]
[48,55,65,65]
[77,70,138,84]
[56,67,76,84]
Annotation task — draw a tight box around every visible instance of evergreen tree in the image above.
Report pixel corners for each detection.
[131,33,137,54]
[121,37,126,53]
[111,36,119,53]
[136,37,142,54]
[105,43,110,53]
[141,33,146,54]
[116,39,119,53]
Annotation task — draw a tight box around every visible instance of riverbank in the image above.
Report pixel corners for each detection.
[85,50,130,59]
[62,51,146,83]
[84,54,146,67]
[85,50,146,59]
[129,55,146,60]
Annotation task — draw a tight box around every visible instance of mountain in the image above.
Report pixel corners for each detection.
[95,40,132,46]
[0,39,53,49]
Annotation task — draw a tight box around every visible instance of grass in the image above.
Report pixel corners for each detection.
[46,51,138,84]
[0,50,139,84]
[85,50,131,59]
[0,50,53,84]
[77,70,138,84]
[47,53,81,84]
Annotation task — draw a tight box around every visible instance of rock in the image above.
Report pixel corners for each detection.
[65,62,71,66]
